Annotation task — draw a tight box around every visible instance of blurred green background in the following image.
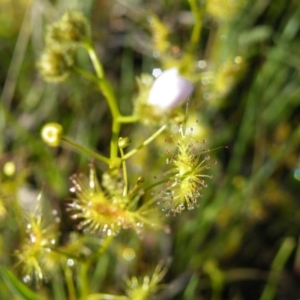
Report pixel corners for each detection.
[0,0,300,299]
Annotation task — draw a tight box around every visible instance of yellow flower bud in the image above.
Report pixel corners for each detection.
[3,161,16,176]
[41,123,63,147]
[37,46,74,82]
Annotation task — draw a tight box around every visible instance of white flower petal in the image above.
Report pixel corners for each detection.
[147,68,193,109]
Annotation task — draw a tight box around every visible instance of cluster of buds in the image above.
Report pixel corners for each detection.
[37,10,90,82]
[45,10,90,47]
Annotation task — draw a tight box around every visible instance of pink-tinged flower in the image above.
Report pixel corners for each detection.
[147,68,194,110]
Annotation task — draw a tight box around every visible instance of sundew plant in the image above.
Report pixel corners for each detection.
[1,1,300,299]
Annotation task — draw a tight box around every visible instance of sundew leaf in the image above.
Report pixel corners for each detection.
[0,267,43,300]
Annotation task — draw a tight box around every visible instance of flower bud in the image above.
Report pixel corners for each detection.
[45,10,90,47]
[41,123,63,147]
[3,161,16,176]
[147,68,193,110]
[118,137,131,149]
[37,46,74,82]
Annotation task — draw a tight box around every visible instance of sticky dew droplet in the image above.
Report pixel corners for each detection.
[197,60,207,69]
[29,234,36,243]
[67,259,75,267]
[136,222,144,228]
[23,275,31,284]
[165,189,173,197]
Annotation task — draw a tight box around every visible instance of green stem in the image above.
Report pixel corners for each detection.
[260,238,295,300]
[119,147,128,196]
[64,266,76,300]
[111,120,121,159]
[79,262,89,300]
[89,235,114,264]
[84,42,120,120]
[84,42,143,160]
[82,41,144,161]
[84,42,105,79]
[116,115,140,123]
[74,66,98,83]
[78,236,114,299]
[144,177,171,192]
[188,0,203,53]
[61,136,111,165]
[49,247,85,262]
[122,125,166,160]
[97,79,120,120]
[204,260,224,300]
[182,0,203,70]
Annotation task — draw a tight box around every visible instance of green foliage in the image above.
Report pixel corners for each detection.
[0,267,42,300]
[1,0,300,299]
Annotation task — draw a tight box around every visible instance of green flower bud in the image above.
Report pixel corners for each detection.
[37,46,74,82]
[45,10,90,47]
[118,137,131,149]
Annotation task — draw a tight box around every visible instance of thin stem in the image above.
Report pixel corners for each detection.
[77,236,114,300]
[111,120,121,159]
[122,125,166,160]
[64,266,76,300]
[116,115,140,124]
[89,235,114,264]
[97,79,120,119]
[74,64,139,157]
[188,0,203,53]
[84,42,120,120]
[83,42,125,160]
[74,66,99,83]
[260,238,295,300]
[84,42,105,79]
[182,0,204,72]
[61,137,111,165]
[79,262,89,300]
[82,42,142,160]
[49,247,85,262]
[119,146,128,196]
[144,177,171,192]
